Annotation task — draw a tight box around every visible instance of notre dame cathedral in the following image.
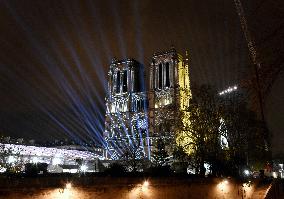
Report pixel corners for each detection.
[104,47,191,160]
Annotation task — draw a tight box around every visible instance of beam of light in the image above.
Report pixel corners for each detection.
[48,22,106,99]
[45,22,106,108]
[43,10,108,147]
[46,47,106,146]
[8,58,104,148]
[132,0,144,62]
[2,59,105,149]
[3,2,92,143]
[87,0,114,61]
[65,3,108,93]
[0,65,87,144]
[104,61,150,159]
[3,1,108,149]
[109,1,127,58]
[106,109,135,148]
[4,1,148,158]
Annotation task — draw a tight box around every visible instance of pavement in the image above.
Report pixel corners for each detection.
[251,184,271,199]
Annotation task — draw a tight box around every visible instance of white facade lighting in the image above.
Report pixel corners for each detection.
[7,156,16,164]
[52,157,61,165]
[80,165,88,172]
[32,157,39,164]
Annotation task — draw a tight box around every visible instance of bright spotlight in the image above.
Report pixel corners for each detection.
[142,180,149,192]
[65,183,72,189]
[217,179,229,191]
[143,180,149,187]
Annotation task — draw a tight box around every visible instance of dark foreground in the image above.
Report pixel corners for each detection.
[0,175,280,199]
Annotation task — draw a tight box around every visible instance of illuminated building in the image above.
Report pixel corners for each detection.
[148,48,192,154]
[104,58,149,159]
[104,48,192,159]
[0,143,103,173]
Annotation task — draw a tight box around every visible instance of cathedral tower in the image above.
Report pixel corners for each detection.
[104,58,149,159]
[148,48,191,153]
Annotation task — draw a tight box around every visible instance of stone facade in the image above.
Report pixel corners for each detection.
[104,58,149,159]
[105,48,191,159]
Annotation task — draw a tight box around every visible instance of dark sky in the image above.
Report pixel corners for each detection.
[0,0,283,155]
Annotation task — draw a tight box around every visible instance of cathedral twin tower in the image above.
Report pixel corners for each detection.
[104,48,192,159]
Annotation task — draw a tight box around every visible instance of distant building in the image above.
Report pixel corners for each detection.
[0,143,103,173]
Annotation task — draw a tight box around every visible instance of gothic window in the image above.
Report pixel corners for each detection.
[122,100,128,112]
[158,63,163,89]
[165,62,170,87]
[137,99,141,111]
[132,98,137,112]
[116,71,120,93]
[111,103,115,113]
[110,72,114,93]
[122,70,127,92]
[140,99,144,111]
[134,70,140,92]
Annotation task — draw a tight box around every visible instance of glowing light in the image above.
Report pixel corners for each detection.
[7,156,16,164]
[219,85,238,95]
[204,163,211,175]
[65,183,72,189]
[242,182,254,198]
[0,167,7,173]
[143,180,149,187]
[176,52,194,155]
[52,157,61,165]
[62,169,78,173]
[244,169,250,176]
[1,143,104,160]
[142,180,149,192]
[80,165,88,172]
[217,179,229,192]
[219,118,229,149]
[32,157,39,164]
[272,172,278,178]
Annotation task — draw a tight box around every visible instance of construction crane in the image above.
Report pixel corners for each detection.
[233,0,265,118]
[233,0,269,151]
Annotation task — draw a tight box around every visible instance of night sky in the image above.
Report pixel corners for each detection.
[0,0,283,155]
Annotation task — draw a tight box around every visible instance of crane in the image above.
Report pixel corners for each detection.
[233,0,269,151]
